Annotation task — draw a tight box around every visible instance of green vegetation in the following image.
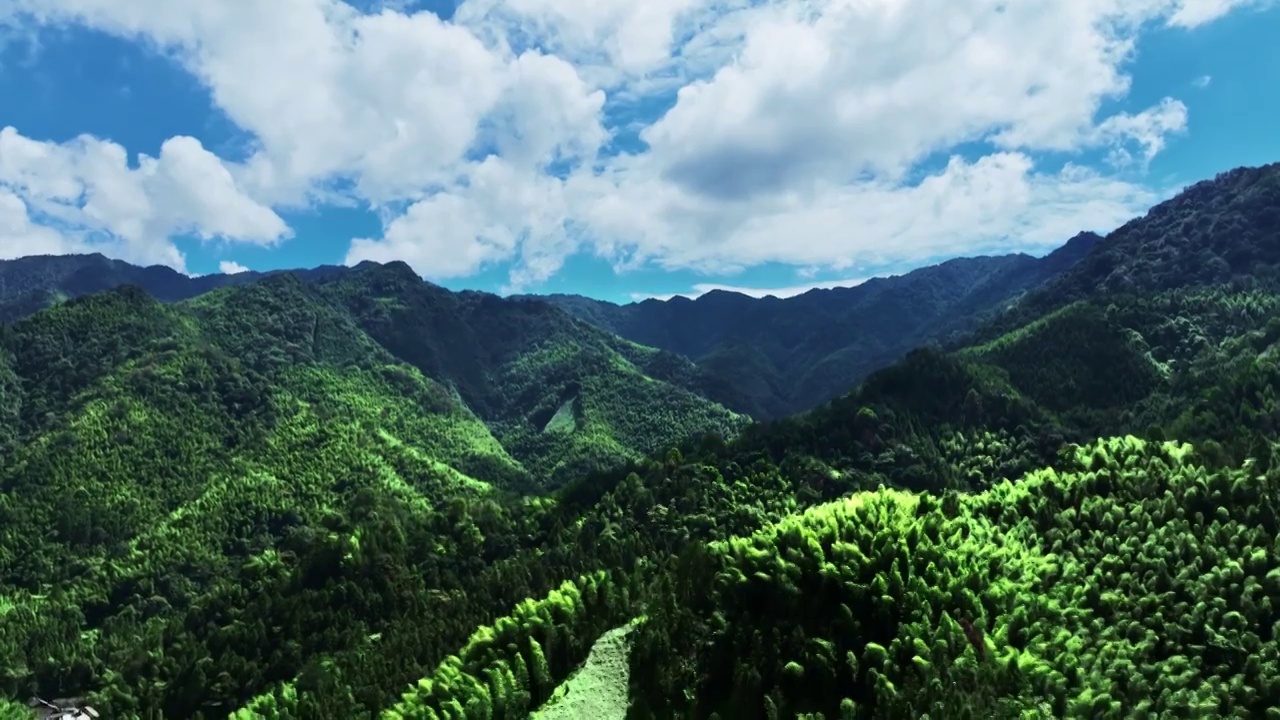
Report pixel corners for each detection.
[631,436,1280,718]
[536,233,1101,419]
[1,163,1279,718]
[0,272,742,717]
[309,262,747,489]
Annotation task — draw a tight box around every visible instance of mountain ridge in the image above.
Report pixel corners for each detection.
[1,233,1096,420]
[527,231,1103,417]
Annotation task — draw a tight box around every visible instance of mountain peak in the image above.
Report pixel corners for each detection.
[1060,230,1102,252]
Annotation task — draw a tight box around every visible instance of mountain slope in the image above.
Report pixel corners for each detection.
[0,253,266,323]
[311,261,748,487]
[0,256,747,488]
[0,279,544,715]
[382,276,1280,719]
[533,234,1099,418]
[0,273,743,716]
[627,436,1280,718]
[977,162,1280,342]
[5,274,1278,717]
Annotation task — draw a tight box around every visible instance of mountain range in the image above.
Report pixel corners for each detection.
[527,230,1100,418]
[1,228,1099,423]
[0,161,1278,718]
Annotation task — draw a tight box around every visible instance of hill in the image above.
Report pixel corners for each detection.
[626,435,1280,718]
[307,261,748,487]
[0,273,743,716]
[0,253,283,323]
[378,276,1280,719]
[3,162,1280,718]
[974,161,1280,342]
[541,163,1280,421]
[531,232,1100,418]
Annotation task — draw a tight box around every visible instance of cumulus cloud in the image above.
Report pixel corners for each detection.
[218,260,250,274]
[583,153,1165,276]
[1,0,1269,287]
[0,190,84,259]
[0,126,288,269]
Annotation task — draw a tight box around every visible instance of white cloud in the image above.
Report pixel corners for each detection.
[1167,0,1277,27]
[583,153,1168,276]
[0,126,288,270]
[1091,97,1189,167]
[218,260,250,274]
[345,155,583,287]
[1,0,1267,287]
[454,0,722,85]
[633,275,874,302]
[0,190,85,259]
[11,0,606,202]
[1193,74,1213,88]
[636,0,1192,203]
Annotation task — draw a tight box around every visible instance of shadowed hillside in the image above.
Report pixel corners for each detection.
[532,232,1100,418]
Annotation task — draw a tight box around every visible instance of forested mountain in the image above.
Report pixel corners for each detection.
[2,234,1098,419]
[0,253,322,324]
[0,269,743,718]
[538,162,1280,421]
[528,232,1100,418]
[3,162,1280,719]
[0,259,745,489]
[305,261,748,487]
[974,162,1280,343]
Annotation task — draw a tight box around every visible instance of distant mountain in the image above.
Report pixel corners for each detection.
[0,253,348,323]
[530,232,1101,418]
[1,236,1097,424]
[306,261,748,487]
[976,161,1280,341]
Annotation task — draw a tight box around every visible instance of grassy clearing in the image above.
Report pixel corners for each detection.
[532,622,638,720]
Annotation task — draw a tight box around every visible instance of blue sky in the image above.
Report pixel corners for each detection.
[1,0,1278,304]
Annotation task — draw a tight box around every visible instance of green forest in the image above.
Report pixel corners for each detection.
[1,162,1279,719]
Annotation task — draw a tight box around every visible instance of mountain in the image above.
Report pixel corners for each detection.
[2,233,1100,420]
[385,273,1280,719]
[384,275,1280,719]
[0,257,746,489]
[0,271,743,717]
[1,233,1099,422]
[0,253,351,324]
[306,261,748,487]
[974,161,1280,342]
[530,232,1101,418]
[4,162,1280,719]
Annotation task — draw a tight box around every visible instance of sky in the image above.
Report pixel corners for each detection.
[0,0,1278,304]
